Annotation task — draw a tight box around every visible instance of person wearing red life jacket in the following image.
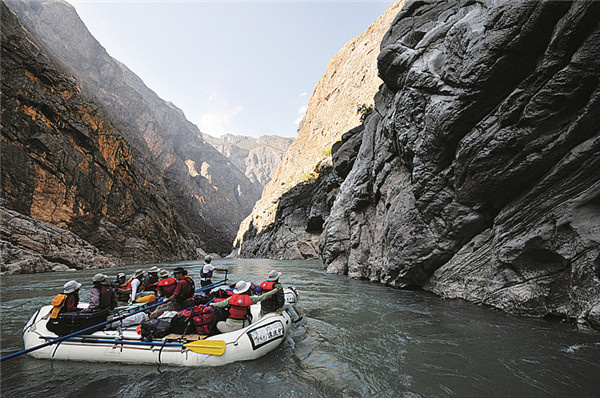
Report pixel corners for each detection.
[149,271,178,319]
[143,266,160,293]
[83,273,117,313]
[259,270,285,316]
[163,267,196,311]
[210,280,280,333]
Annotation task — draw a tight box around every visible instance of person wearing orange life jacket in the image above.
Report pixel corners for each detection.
[210,280,280,333]
[113,272,130,304]
[46,280,84,334]
[162,267,195,311]
[259,270,285,316]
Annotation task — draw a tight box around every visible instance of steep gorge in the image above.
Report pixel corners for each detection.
[234,0,407,258]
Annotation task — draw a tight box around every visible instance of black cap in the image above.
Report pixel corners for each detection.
[173,267,186,274]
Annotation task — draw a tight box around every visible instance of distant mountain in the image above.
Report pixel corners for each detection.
[204,134,294,187]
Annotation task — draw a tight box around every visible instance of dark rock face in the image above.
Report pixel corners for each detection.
[236,161,343,259]
[1,1,200,270]
[4,0,261,256]
[321,0,600,327]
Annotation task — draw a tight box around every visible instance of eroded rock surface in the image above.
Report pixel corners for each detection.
[5,0,260,254]
[320,0,600,325]
[1,1,199,267]
[1,206,119,274]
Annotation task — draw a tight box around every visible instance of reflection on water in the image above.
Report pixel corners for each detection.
[2,259,599,397]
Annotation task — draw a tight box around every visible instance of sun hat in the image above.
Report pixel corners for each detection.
[233,280,251,294]
[267,270,282,281]
[92,273,106,283]
[63,280,82,294]
[148,266,160,273]
[159,269,169,278]
[134,269,145,278]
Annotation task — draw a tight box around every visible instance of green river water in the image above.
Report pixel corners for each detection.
[1,258,599,397]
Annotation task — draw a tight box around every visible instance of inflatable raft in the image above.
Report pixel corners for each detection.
[21,287,300,367]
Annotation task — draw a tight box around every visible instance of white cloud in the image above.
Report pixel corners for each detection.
[299,92,308,97]
[194,91,242,137]
[294,104,308,126]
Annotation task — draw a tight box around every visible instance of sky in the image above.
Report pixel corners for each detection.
[69,0,394,138]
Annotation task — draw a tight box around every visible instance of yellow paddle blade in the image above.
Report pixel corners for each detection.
[183,339,226,356]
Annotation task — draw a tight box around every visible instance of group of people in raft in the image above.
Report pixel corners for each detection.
[47,256,285,337]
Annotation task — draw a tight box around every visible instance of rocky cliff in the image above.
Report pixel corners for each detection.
[234,0,407,257]
[319,0,600,328]
[1,1,200,272]
[4,0,260,256]
[205,134,294,187]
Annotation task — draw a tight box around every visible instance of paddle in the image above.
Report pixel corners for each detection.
[0,298,164,362]
[183,339,226,356]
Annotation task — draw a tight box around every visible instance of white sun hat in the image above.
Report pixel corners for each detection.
[63,280,82,294]
[233,280,251,294]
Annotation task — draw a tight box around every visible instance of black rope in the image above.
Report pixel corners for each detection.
[157,340,167,373]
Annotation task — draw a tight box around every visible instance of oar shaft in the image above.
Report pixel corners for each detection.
[194,279,227,294]
[43,336,184,348]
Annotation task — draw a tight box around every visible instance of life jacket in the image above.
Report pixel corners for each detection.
[122,278,133,290]
[260,281,284,312]
[50,294,68,319]
[144,274,159,291]
[228,293,253,320]
[177,276,195,301]
[260,280,277,291]
[200,264,213,279]
[157,277,177,297]
[99,284,115,309]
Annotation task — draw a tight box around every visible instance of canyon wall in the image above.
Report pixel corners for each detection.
[232,0,600,328]
[1,2,199,272]
[205,134,294,187]
[321,0,600,327]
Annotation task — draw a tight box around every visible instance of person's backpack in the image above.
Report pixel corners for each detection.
[139,318,172,341]
[169,308,193,335]
[190,305,216,335]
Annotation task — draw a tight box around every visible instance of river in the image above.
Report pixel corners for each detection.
[1,258,599,397]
